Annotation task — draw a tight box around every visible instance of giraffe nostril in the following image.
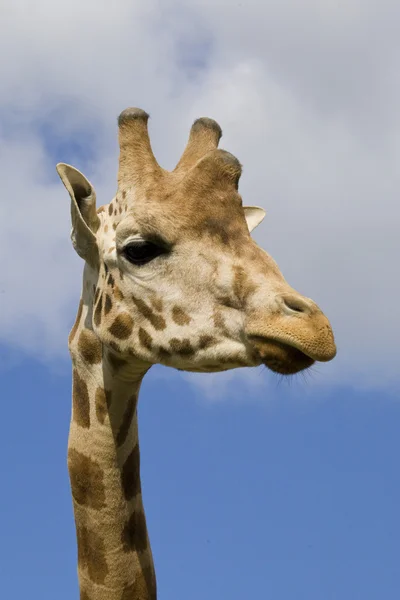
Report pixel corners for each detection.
[281,295,310,315]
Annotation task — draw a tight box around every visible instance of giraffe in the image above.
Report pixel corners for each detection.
[57,107,336,600]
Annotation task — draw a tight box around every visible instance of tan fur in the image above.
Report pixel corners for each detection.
[58,107,336,599]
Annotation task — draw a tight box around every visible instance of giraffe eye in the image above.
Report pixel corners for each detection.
[123,241,165,265]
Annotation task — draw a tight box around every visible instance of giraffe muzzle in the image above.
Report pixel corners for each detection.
[246,293,337,374]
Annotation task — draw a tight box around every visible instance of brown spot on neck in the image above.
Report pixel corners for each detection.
[77,329,102,364]
[72,369,90,428]
[77,525,108,584]
[121,510,148,553]
[95,387,112,424]
[121,445,141,500]
[120,566,157,600]
[117,394,137,447]
[109,313,134,339]
[68,448,106,509]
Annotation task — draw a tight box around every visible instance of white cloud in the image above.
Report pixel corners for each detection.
[0,0,399,392]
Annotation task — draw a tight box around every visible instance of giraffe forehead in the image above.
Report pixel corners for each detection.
[99,175,248,243]
[145,191,246,232]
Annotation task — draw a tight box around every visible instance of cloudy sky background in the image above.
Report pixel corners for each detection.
[1,0,399,390]
[1,1,399,599]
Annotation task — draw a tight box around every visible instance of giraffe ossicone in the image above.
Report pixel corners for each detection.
[58,107,336,600]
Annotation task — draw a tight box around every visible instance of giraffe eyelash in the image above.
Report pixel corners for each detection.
[122,241,167,265]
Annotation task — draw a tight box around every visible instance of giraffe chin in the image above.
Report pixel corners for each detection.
[253,339,315,375]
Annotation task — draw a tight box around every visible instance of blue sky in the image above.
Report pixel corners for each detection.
[1,1,400,598]
[1,348,399,599]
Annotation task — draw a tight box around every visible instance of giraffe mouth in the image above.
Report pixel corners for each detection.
[249,337,315,375]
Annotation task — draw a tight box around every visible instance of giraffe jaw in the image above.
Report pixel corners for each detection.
[249,337,315,375]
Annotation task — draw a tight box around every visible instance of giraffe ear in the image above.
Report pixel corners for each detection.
[244,206,266,232]
[56,163,100,265]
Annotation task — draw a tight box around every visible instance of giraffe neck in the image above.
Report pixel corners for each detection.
[68,298,156,600]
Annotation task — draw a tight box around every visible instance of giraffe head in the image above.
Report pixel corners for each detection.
[58,108,336,376]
